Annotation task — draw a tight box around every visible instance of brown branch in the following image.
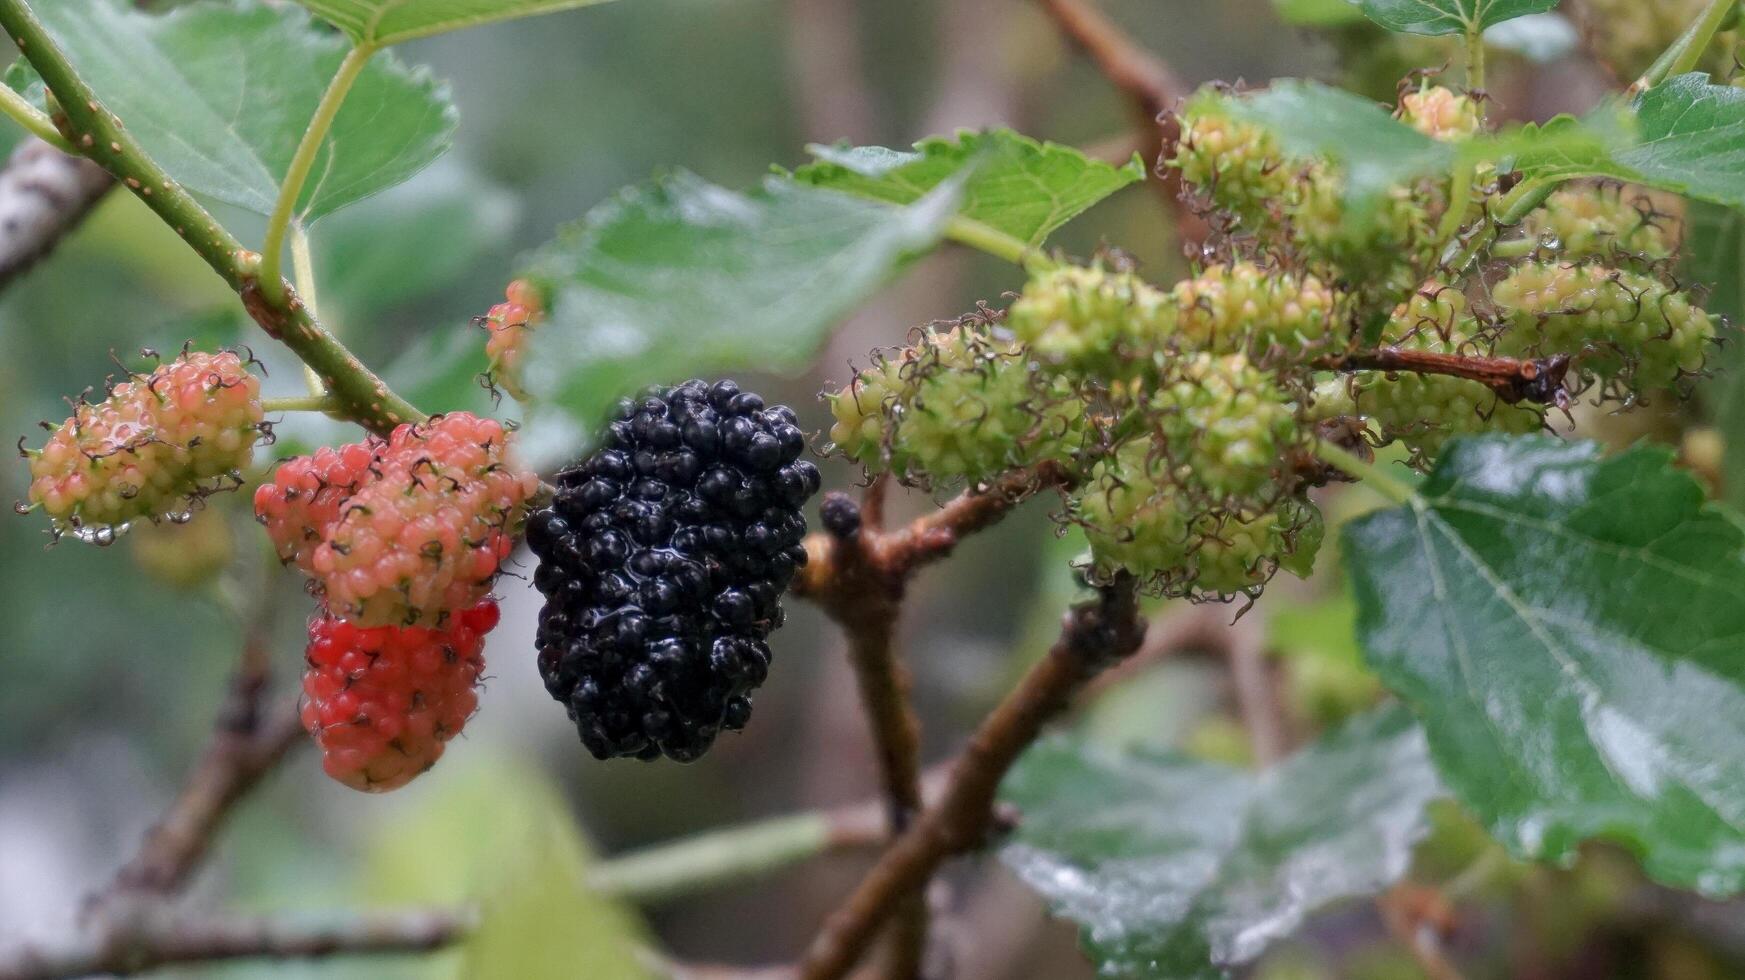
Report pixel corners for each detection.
[792,465,1063,977]
[103,629,304,898]
[0,908,471,980]
[1035,0,1204,242]
[1224,613,1288,766]
[0,138,113,289]
[1316,348,1573,406]
[797,578,1146,980]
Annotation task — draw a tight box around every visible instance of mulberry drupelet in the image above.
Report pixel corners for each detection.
[527,380,821,761]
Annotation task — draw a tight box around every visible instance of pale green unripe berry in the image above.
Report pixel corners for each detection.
[827,326,1083,484]
[1491,261,1715,389]
[1072,438,1323,596]
[1518,185,1678,267]
[1005,264,1174,378]
[1151,352,1302,499]
[1171,262,1343,355]
[1173,95,1308,226]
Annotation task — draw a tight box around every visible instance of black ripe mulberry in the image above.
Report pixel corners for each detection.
[528,380,821,761]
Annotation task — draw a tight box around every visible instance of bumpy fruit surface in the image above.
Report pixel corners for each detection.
[1173,95,1308,226]
[1320,310,1545,459]
[481,279,543,401]
[26,350,263,534]
[1519,184,1678,266]
[256,413,538,627]
[1397,86,1480,141]
[301,599,498,792]
[1491,262,1715,389]
[1072,438,1322,596]
[1005,264,1173,376]
[1171,261,1341,354]
[254,439,385,573]
[828,326,1081,484]
[528,380,820,761]
[1150,352,1302,499]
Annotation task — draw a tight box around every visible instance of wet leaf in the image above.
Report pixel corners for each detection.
[1346,436,1745,894]
[1000,705,1442,978]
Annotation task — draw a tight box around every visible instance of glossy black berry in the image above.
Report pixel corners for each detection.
[528,380,820,761]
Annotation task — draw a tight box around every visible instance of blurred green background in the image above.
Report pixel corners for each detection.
[5,1,1741,978]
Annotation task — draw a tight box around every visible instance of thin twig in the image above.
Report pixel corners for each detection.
[1224,612,1287,766]
[1315,348,1572,407]
[1035,0,1203,241]
[0,908,472,980]
[1378,883,1464,980]
[797,579,1146,980]
[589,767,951,905]
[0,0,422,434]
[0,138,112,289]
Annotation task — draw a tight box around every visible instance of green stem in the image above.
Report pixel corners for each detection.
[0,0,421,435]
[589,813,838,905]
[258,43,373,306]
[289,223,328,397]
[1465,27,1486,97]
[0,82,70,151]
[1631,0,1737,95]
[945,216,1055,273]
[262,394,341,413]
[1438,176,1559,274]
[1313,440,1417,506]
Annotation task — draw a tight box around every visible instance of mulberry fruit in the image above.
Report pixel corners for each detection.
[1071,438,1322,596]
[256,413,539,627]
[1491,261,1715,389]
[1518,184,1678,267]
[1170,261,1341,355]
[1397,86,1481,142]
[25,350,263,536]
[1004,263,1173,377]
[528,380,821,761]
[828,325,1082,484]
[1149,352,1303,499]
[301,599,498,792]
[481,279,543,401]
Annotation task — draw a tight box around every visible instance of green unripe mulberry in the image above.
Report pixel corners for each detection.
[1491,261,1715,389]
[1005,263,1173,378]
[827,326,1082,484]
[1072,438,1323,596]
[1316,314,1544,461]
[1151,352,1302,499]
[1173,94,1307,228]
[1171,262,1343,355]
[1519,185,1678,266]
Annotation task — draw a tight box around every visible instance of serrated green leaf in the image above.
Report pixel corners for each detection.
[513,172,960,465]
[1000,705,1442,979]
[8,0,456,222]
[295,0,617,46]
[1515,75,1745,211]
[1355,0,1559,36]
[1345,436,1745,895]
[790,129,1143,248]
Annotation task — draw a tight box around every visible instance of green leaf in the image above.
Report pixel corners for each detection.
[363,757,655,980]
[1515,76,1745,211]
[1687,202,1745,508]
[1219,80,1455,197]
[1000,705,1443,979]
[514,172,960,464]
[1345,436,1745,894]
[1354,0,1560,36]
[1272,0,1368,26]
[10,0,456,223]
[295,0,617,46]
[790,129,1144,249]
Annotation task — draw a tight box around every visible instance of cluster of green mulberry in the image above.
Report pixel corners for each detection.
[825,83,1722,599]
